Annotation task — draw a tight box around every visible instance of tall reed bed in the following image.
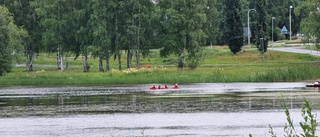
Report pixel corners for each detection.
[1,63,319,86]
[252,64,320,82]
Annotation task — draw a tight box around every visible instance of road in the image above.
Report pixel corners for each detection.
[270,43,320,56]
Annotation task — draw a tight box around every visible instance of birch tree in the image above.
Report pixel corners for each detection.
[159,0,208,68]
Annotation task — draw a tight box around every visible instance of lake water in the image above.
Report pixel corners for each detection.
[0,82,320,137]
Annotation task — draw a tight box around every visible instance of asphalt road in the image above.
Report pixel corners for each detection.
[271,44,320,56]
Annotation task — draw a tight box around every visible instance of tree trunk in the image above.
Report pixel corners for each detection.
[136,50,140,69]
[135,41,140,69]
[99,57,104,72]
[178,47,183,68]
[65,52,69,69]
[57,48,62,70]
[106,56,110,72]
[127,45,132,68]
[82,54,89,72]
[178,38,186,68]
[60,53,64,71]
[135,3,141,69]
[26,45,33,71]
[117,51,122,70]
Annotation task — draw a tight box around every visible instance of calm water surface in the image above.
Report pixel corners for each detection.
[0,82,320,137]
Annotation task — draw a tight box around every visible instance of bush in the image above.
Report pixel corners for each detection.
[275,27,285,41]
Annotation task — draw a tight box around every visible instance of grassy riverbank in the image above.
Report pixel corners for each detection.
[1,46,320,86]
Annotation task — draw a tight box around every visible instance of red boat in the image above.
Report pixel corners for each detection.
[306,81,320,87]
[149,84,179,90]
[306,84,320,87]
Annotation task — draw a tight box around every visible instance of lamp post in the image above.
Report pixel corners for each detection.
[289,6,293,40]
[247,9,256,45]
[207,6,212,48]
[272,17,275,50]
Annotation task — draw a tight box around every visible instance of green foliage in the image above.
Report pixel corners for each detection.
[251,0,269,52]
[284,107,298,137]
[2,0,43,71]
[295,0,320,49]
[223,0,244,54]
[269,125,277,137]
[262,0,300,37]
[186,48,205,69]
[2,45,320,85]
[275,27,286,41]
[0,7,11,76]
[2,62,320,85]
[0,5,26,76]
[0,0,318,73]
[159,0,208,68]
[300,99,317,137]
[204,0,219,46]
[268,99,317,137]
[253,64,320,82]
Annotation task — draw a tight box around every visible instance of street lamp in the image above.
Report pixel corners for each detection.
[247,9,256,45]
[289,5,293,40]
[272,17,275,50]
[207,6,213,48]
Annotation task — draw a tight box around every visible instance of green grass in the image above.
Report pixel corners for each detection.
[2,46,320,86]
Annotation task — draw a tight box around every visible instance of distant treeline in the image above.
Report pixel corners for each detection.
[0,0,318,74]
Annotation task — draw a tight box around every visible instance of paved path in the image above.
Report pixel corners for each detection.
[271,46,320,56]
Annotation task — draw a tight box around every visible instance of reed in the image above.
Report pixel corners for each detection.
[252,64,320,82]
[1,63,319,86]
[268,98,317,137]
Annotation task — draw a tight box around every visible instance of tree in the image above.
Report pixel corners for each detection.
[111,1,124,71]
[264,0,300,41]
[0,6,11,76]
[223,0,244,54]
[1,0,41,71]
[159,0,208,68]
[73,0,94,72]
[89,0,114,72]
[32,0,67,70]
[135,0,156,68]
[251,0,268,53]
[295,0,320,49]
[32,0,93,72]
[184,0,208,68]
[216,1,226,45]
[0,5,27,76]
[118,0,154,69]
[204,0,219,46]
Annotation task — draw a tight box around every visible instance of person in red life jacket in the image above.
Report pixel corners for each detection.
[158,85,161,89]
[150,85,156,90]
[173,84,179,89]
[164,85,168,89]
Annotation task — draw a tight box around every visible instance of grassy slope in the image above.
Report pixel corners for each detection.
[1,45,320,86]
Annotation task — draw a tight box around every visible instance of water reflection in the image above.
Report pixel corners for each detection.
[1,83,320,136]
[0,83,319,117]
